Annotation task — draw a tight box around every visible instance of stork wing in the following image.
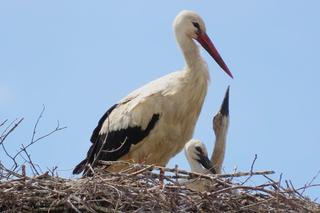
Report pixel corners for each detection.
[73,94,161,175]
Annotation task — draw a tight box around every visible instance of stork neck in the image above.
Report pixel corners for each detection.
[178,36,203,69]
[211,133,227,174]
[189,159,207,174]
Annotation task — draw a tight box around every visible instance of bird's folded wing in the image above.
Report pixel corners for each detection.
[85,93,162,169]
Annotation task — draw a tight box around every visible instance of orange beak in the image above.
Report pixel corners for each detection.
[196,32,233,78]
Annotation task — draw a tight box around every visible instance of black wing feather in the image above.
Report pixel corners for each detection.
[90,104,118,143]
[73,104,160,175]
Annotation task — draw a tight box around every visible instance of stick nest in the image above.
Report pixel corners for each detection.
[0,162,319,213]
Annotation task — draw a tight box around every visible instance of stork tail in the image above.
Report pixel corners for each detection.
[72,159,87,174]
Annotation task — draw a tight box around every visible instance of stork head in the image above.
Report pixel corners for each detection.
[173,10,233,78]
[184,139,216,174]
[213,86,230,137]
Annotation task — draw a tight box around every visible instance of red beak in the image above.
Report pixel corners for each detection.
[196,32,233,78]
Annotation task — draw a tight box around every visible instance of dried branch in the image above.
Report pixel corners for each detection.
[9,107,66,172]
[0,118,24,170]
[241,154,257,185]
[0,118,24,146]
[1,107,66,178]
[0,119,8,127]
[97,160,275,180]
[301,169,320,196]
[20,144,40,175]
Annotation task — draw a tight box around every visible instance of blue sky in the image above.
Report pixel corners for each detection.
[1,1,319,199]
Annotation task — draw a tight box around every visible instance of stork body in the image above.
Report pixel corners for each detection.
[73,10,232,175]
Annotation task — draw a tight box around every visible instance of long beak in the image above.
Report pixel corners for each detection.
[197,154,216,174]
[196,32,233,78]
[220,86,230,116]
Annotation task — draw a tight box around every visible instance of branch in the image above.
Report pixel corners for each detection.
[0,106,66,177]
[97,160,274,180]
[241,154,258,185]
[0,118,24,170]
[20,144,40,175]
[12,108,66,164]
[0,119,8,127]
[0,118,24,146]
[301,169,320,196]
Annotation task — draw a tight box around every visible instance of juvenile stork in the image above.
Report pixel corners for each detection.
[184,87,230,191]
[73,10,233,175]
[184,87,230,174]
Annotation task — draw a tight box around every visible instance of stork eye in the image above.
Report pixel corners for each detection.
[192,22,200,29]
[195,146,203,154]
[213,114,219,124]
[192,22,201,34]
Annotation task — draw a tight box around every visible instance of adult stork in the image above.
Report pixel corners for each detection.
[73,10,233,175]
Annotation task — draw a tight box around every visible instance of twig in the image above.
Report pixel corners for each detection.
[47,166,58,177]
[98,160,274,180]
[67,197,81,213]
[275,173,282,211]
[0,118,24,170]
[301,169,320,196]
[128,165,153,176]
[1,107,65,178]
[241,154,257,185]
[21,164,26,177]
[0,119,8,127]
[288,179,305,199]
[1,142,17,170]
[0,118,24,145]
[20,144,40,175]
[239,197,275,211]
[175,164,179,184]
[11,108,66,171]
[31,105,46,144]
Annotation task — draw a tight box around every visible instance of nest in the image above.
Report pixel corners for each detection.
[1,161,319,213]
